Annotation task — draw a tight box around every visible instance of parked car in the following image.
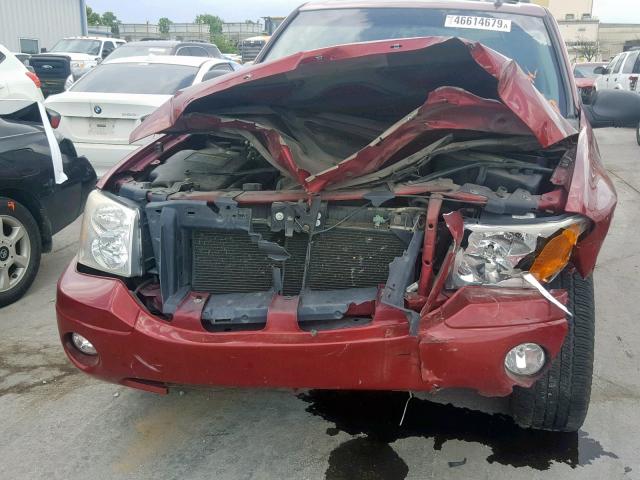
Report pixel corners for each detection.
[44,56,239,176]
[103,40,223,61]
[56,0,640,432]
[0,100,96,306]
[595,49,640,92]
[0,45,43,102]
[573,62,607,104]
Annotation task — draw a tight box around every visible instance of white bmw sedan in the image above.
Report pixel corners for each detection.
[44,56,238,176]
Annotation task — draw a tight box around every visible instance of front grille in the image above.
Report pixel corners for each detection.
[191,224,407,295]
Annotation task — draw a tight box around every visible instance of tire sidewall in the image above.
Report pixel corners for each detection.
[0,197,42,307]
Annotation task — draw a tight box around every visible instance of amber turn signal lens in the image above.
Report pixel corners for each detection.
[530,225,581,282]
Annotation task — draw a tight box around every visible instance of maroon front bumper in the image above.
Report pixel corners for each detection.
[57,261,568,396]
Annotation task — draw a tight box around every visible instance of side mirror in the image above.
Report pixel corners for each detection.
[40,47,47,53]
[584,90,640,128]
[593,66,606,75]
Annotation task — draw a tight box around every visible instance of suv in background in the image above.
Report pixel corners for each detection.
[103,40,223,62]
[32,37,126,94]
[595,49,640,93]
[595,49,640,145]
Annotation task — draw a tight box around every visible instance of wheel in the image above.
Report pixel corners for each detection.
[509,268,595,432]
[636,123,640,146]
[0,197,42,307]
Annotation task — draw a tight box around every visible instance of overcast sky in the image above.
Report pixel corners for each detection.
[86,0,640,24]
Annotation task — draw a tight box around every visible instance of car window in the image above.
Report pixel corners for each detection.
[0,51,5,64]
[177,46,210,57]
[51,39,101,55]
[209,45,223,58]
[102,41,115,58]
[202,63,233,81]
[70,63,199,94]
[613,54,626,74]
[605,55,619,73]
[105,45,174,60]
[190,46,209,57]
[263,8,566,114]
[622,51,639,74]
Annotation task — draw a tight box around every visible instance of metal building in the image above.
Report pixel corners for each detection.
[0,0,88,54]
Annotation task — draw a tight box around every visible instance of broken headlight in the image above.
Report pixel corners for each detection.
[78,190,143,277]
[447,215,589,288]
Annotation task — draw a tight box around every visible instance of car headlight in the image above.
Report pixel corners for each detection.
[70,60,96,75]
[78,190,143,277]
[447,215,589,288]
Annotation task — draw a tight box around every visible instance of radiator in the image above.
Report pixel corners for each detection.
[191,224,407,295]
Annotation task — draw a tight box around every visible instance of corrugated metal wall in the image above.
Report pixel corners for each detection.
[0,0,83,53]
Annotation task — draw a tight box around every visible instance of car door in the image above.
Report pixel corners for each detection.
[620,51,640,92]
[632,53,640,93]
[596,56,616,90]
[610,53,627,89]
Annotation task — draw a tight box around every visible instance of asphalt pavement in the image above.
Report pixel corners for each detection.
[0,128,638,480]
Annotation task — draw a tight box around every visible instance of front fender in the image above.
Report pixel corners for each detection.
[565,111,617,276]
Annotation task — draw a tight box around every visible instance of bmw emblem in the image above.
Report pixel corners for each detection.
[94,106,102,114]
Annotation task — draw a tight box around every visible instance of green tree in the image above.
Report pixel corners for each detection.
[101,11,120,35]
[212,34,238,54]
[158,17,173,36]
[195,14,224,35]
[86,6,102,26]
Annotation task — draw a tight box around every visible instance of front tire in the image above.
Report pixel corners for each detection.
[510,269,595,432]
[0,197,42,307]
[636,123,640,146]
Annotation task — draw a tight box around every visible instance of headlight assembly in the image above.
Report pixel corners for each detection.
[78,190,143,277]
[447,215,589,288]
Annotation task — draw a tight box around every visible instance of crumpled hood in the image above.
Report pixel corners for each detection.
[130,36,577,193]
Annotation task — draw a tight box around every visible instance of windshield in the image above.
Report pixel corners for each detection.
[264,8,565,113]
[105,45,173,60]
[70,63,198,94]
[51,39,102,55]
[574,65,603,79]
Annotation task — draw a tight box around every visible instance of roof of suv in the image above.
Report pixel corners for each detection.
[299,0,547,17]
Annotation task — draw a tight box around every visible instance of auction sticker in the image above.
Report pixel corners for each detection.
[444,15,512,32]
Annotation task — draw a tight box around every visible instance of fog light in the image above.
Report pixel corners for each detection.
[505,343,545,376]
[71,333,97,356]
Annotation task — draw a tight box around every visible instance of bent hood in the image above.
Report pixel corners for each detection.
[130,36,577,193]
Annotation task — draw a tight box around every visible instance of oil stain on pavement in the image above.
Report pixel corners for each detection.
[298,390,618,479]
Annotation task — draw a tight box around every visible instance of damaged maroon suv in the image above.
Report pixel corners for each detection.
[57,1,640,431]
